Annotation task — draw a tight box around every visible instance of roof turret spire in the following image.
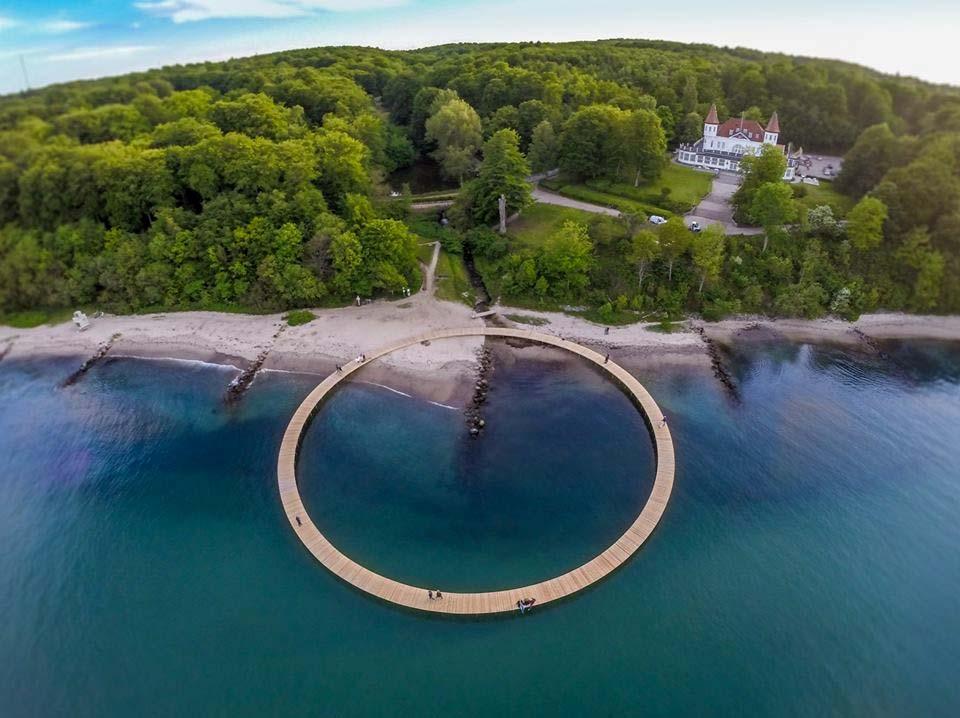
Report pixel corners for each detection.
[765,111,780,134]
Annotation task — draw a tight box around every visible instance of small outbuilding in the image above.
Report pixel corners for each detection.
[72,311,90,331]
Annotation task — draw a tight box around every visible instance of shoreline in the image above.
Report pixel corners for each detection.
[697,313,960,347]
[2,302,959,404]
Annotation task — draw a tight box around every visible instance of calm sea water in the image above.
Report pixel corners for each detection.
[1,339,958,716]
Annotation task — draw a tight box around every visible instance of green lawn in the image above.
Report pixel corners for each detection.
[0,308,74,328]
[507,203,601,248]
[416,242,436,265]
[795,180,854,218]
[434,250,475,305]
[407,215,449,242]
[645,320,687,333]
[539,162,712,217]
[503,313,550,326]
[638,163,714,205]
[284,309,316,326]
[410,190,459,202]
[586,163,712,209]
[540,181,670,217]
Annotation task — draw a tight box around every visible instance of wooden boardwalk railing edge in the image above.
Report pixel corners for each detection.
[276,327,675,615]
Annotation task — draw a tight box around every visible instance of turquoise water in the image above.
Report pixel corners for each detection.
[299,357,653,591]
[1,340,959,716]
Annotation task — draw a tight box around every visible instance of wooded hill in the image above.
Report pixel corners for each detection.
[1,40,958,322]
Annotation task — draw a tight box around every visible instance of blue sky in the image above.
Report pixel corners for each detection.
[1,0,957,94]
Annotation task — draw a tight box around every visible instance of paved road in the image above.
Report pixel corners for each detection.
[531,186,621,217]
[686,171,762,236]
[797,153,844,181]
[410,199,454,211]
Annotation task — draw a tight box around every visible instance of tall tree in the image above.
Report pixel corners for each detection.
[750,182,797,251]
[409,86,460,148]
[691,224,726,293]
[658,217,690,282]
[623,109,668,185]
[627,229,660,292]
[677,111,703,144]
[527,120,560,174]
[538,220,594,298]
[466,129,532,225]
[425,98,483,182]
[846,196,888,251]
[732,144,788,222]
[835,123,906,198]
[517,100,552,150]
[896,227,944,311]
[559,104,624,180]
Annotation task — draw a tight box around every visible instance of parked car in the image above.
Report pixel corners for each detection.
[649,215,667,225]
[689,221,702,232]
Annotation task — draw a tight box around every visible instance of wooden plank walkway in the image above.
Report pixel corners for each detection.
[277,328,675,615]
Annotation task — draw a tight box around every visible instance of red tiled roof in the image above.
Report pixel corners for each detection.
[717,118,766,141]
[704,104,719,124]
[766,111,780,133]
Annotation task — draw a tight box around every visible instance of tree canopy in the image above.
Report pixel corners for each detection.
[1,38,958,320]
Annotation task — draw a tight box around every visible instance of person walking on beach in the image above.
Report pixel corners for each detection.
[604,354,610,364]
[435,590,443,600]
[336,365,342,373]
[295,516,302,527]
[428,590,434,601]
[659,416,667,428]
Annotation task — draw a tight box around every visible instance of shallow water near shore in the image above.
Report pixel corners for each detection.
[1,339,959,716]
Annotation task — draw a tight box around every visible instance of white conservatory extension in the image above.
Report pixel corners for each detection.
[676,104,801,180]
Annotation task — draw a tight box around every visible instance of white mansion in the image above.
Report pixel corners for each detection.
[677,104,800,180]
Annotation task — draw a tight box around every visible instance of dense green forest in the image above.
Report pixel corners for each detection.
[1,39,958,323]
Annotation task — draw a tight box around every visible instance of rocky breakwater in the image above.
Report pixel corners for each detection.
[62,333,121,387]
[464,346,493,437]
[692,325,740,403]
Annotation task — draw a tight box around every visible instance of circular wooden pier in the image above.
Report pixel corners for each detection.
[277,328,675,615]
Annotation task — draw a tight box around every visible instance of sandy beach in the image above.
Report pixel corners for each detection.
[2,294,959,404]
[695,313,960,346]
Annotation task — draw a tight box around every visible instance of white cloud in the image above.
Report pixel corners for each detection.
[44,45,156,63]
[134,0,405,24]
[0,16,21,31]
[40,19,94,34]
[0,46,48,61]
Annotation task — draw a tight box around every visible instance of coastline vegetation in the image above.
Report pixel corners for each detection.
[284,309,316,326]
[503,313,550,326]
[1,40,958,325]
[434,249,474,305]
